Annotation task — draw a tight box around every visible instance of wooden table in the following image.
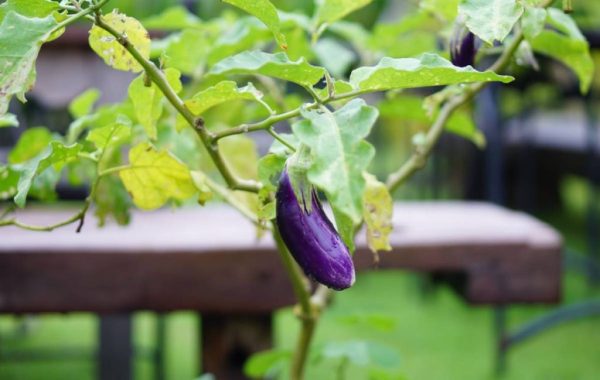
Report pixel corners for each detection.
[0,201,562,379]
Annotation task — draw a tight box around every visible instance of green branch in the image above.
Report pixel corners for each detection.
[52,0,109,35]
[386,29,526,193]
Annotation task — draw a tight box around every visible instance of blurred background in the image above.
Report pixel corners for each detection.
[1,0,599,379]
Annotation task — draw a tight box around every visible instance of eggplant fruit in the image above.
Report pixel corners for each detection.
[450,29,476,67]
[276,168,355,290]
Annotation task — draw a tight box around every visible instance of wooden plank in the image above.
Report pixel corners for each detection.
[0,202,562,312]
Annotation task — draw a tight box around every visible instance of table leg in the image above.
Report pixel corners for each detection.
[98,314,133,380]
[200,313,272,379]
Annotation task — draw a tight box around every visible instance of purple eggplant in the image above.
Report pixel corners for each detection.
[450,29,476,67]
[276,168,355,290]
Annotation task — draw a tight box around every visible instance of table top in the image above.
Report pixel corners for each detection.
[0,201,562,312]
[0,201,560,253]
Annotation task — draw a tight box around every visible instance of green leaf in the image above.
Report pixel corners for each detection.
[223,0,287,50]
[379,95,484,147]
[362,173,393,253]
[207,18,271,65]
[531,30,594,94]
[332,208,356,253]
[521,6,546,40]
[89,11,150,72]
[243,349,291,379]
[163,28,211,76]
[86,115,132,150]
[419,0,459,21]
[349,53,513,92]
[8,127,52,164]
[546,7,585,40]
[185,81,264,117]
[319,340,401,369]
[0,0,59,22]
[0,113,18,128]
[292,99,377,225]
[128,68,181,139]
[315,0,373,26]
[13,141,82,207]
[0,165,20,200]
[459,0,524,45]
[141,5,201,30]
[119,142,196,210]
[209,50,326,88]
[69,88,101,119]
[0,12,56,114]
[313,38,356,78]
[94,174,132,226]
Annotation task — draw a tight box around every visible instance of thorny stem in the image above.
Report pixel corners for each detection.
[51,0,109,35]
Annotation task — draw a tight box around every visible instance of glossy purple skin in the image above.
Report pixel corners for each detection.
[451,31,476,67]
[276,169,355,290]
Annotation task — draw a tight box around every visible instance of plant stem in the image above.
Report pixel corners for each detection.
[93,13,261,194]
[272,224,318,380]
[211,89,366,142]
[386,29,526,192]
[51,0,109,34]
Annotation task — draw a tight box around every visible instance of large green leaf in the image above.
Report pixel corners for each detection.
[419,0,459,21]
[89,11,151,72]
[0,0,59,22]
[185,81,264,116]
[531,30,594,94]
[13,141,82,207]
[362,173,393,254]
[209,50,326,88]
[292,99,377,226]
[8,127,53,164]
[128,68,181,139]
[459,0,524,45]
[349,53,513,92]
[0,12,56,114]
[315,0,373,26]
[222,0,287,49]
[119,142,196,210]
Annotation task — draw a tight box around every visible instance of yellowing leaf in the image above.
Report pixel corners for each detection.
[223,0,287,49]
[119,142,196,210]
[89,11,150,72]
[86,115,131,149]
[362,173,393,253]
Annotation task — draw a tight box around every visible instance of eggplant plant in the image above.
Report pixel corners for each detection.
[0,0,593,378]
